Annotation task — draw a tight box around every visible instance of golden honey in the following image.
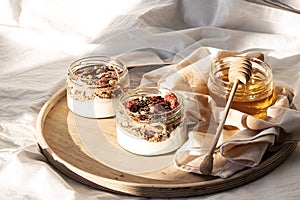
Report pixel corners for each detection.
[208,56,275,119]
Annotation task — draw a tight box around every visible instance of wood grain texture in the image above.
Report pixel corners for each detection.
[35,87,297,198]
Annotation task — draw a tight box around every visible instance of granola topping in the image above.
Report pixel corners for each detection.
[67,64,125,100]
[120,92,183,142]
[73,64,122,86]
[124,93,179,121]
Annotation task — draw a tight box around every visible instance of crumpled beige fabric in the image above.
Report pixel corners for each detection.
[141,47,300,178]
[174,85,300,178]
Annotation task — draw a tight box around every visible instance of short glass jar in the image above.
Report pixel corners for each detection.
[208,56,275,119]
[67,56,129,118]
[116,87,187,156]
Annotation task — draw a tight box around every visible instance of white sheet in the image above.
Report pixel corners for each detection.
[1,0,300,199]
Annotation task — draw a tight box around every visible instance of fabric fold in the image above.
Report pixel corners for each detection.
[140,47,300,178]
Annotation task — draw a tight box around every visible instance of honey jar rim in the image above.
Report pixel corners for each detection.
[211,56,273,86]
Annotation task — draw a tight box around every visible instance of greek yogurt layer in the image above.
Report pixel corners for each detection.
[116,119,187,156]
[67,95,116,118]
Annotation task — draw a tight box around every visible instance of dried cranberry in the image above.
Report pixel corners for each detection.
[164,93,179,109]
[137,114,147,121]
[111,71,117,78]
[124,101,137,112]
[111,69,122,77]
[98,76,108,86]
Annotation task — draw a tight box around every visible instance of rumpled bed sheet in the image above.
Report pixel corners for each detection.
[1,0,300,199]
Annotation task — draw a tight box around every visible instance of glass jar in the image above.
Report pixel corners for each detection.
[116,87,187,156]
[66,56,129,118]
[208,56,275,119]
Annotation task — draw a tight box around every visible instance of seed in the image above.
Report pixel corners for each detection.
[87,75,92,79]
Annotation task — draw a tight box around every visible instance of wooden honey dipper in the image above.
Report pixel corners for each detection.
[199,57,253,175]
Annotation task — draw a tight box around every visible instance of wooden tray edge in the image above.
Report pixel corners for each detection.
[35,88,298,198]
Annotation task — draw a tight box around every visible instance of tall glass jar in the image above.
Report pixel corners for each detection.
[208,56,275,119]
[116,87,187,156]
[67,56,129,118]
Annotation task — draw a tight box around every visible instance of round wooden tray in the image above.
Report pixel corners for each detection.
[35,87,297,198]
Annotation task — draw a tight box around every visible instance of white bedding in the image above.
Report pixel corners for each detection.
[0,0,300,199]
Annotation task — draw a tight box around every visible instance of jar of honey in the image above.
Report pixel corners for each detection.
[208,56,275,119]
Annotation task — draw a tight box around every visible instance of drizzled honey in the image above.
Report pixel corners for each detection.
[208,56,275,119]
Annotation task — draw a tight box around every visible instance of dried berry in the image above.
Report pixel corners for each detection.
[137,114,147,121]
[164,93,179,109]
[125,101,138,112]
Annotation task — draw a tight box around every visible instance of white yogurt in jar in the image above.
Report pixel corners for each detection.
[115,87,187,156]
[66,56,128,118]
[67,95,116,118]
[116,118,187,156]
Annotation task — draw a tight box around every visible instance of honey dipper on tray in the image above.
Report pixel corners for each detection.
[199,57,253,175]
